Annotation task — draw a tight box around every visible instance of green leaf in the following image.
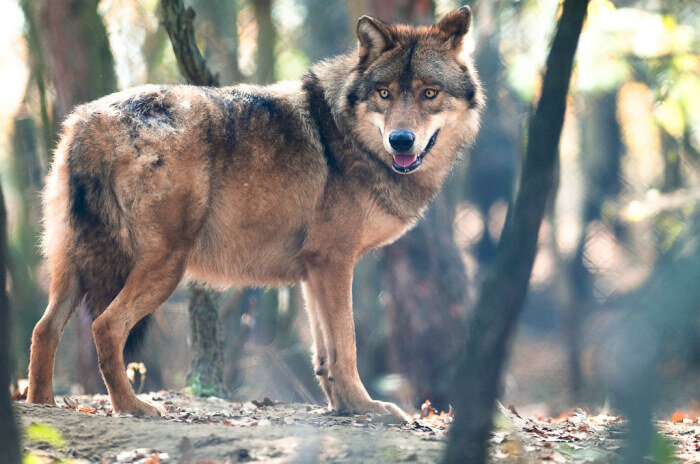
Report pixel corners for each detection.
[23,453,44,464]
[185,374,218,397]
[25,423,66,449]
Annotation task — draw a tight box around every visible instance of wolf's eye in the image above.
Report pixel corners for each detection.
[424,89,438,99]
[378,89,391,100]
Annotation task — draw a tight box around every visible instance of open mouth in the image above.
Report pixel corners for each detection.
[391,130,439,174]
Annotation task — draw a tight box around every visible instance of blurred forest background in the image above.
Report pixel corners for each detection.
[0,0,698,419]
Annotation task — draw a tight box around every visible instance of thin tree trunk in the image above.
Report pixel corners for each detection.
[443,1,589,462]
[161,0,227,396]
[0,181,22,464]
[465,2,518,267]
[33,0,119,394]
[555,91,621,402]
[222,289,260,392]
[38,0,116,120]
[7,115,45,376]
[252,0,275,84]
[660,128,682,192]
[301,0,351,63]
[557,240,587,400]
[196,0,243,85]
[186,284,226,397]
[21,0,54,163]
[382,193,467,407]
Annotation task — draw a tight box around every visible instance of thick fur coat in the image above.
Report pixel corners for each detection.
[28,6,483,420]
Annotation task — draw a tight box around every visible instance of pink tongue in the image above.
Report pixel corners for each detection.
[394,154,417,168]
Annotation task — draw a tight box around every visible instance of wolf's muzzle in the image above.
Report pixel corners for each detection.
[391,130,439,174]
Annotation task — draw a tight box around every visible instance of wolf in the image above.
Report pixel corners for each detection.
[27,6,483,421]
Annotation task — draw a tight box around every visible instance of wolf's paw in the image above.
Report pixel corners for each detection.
[114,399,161,417]
[332,399,409,423]
[324,368,409,422]
[370,400,410,423]
[356,400,410,423]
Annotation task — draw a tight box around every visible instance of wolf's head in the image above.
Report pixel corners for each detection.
[338,6,483,175]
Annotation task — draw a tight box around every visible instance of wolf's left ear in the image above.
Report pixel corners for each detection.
[357,16,394,65]
[436,6,472,49]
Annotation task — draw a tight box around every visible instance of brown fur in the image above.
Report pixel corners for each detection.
[27,7,483,420]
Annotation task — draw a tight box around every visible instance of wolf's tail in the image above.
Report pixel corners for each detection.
[43,109,150,355]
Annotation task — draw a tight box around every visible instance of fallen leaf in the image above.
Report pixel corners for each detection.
[252,397,274,407]
[63,397,79,410]
[420,400,437,419]
[507,404,522,418]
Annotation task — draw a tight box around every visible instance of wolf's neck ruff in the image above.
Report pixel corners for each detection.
[301,71,345,177]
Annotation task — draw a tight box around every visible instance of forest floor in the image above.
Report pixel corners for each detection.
[15,391,700,463]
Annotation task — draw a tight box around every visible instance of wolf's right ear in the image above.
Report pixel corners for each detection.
[357,16,393,66]
[436,6,472,49]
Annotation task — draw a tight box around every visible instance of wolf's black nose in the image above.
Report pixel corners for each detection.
[389,130,415,153]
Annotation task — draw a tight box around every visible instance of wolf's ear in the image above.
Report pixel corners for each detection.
[357,16,393,65]
[436,6,472,49]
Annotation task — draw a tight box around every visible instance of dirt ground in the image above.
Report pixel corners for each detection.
[15,391,700,463]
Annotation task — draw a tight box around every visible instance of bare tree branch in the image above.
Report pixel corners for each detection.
[160,0,219,86]
[442,1,590,462]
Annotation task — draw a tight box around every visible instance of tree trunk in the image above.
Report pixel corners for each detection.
[443,1,589,462]
[0,181,22,464]
[555,91,621,401]
[382,194,467,407]
[21,0,54,161]
[660,128,682,192]
[465,2,518,267]
[556,240,587,400]
[252,0,276,84]
[186,284,227,397]
[161,0,228,395]
[301,0,352,63]
[222,288,260,392]
[31,0,119,395]
[38,0,116,120]
[7,115,45,377]
[196,0,243,85]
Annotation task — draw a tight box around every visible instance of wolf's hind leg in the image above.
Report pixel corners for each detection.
[28,270,82,405]
[92,251,185,416]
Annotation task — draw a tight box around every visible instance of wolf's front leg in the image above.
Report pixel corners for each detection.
[301,283,333,399]
[304,262,409,422]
